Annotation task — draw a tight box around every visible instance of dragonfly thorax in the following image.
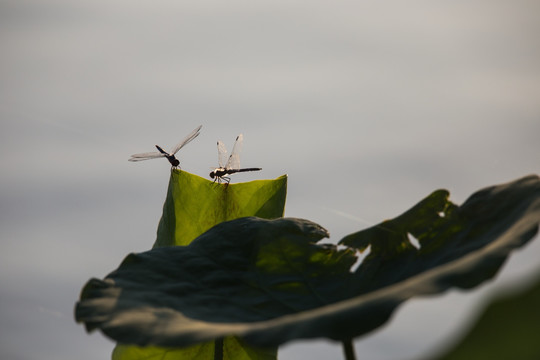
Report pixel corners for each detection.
[210,168,227,178]
[168,157,180,167]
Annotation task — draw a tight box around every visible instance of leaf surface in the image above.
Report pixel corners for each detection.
[108,170,287,359]
[155,170,287,247]
[76,175,540,349]
[426,271,540,360]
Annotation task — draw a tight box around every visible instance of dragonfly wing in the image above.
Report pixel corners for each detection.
[170,125,202,155]
[128,152,165,161]
[217,140,228,168]
[226,133,243,170]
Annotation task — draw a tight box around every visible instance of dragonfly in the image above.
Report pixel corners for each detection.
[209,134,262,184]
[129,125,202,168]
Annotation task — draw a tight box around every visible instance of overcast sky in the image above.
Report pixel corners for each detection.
[1,1,539,359]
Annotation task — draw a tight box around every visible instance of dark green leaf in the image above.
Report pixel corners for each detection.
[426,272,540,360]
[76,175,540,349]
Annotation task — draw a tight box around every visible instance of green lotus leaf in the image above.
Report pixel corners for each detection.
[75,175,540,355]
[155,170,288,247]
[426,271,540,360]
[110,170,287,359]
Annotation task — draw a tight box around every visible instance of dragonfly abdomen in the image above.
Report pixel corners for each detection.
[227,168,262,175]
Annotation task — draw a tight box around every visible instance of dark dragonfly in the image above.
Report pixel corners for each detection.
[129,125,202,168]
[209,134,262,184]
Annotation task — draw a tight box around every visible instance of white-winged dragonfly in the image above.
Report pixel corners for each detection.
[128,125,202,168]
[209,134,261,184]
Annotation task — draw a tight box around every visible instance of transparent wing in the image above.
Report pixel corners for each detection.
[128,152,165,162]
[217,140,228,168]
[226,134,243,170]
[170,125,202,155]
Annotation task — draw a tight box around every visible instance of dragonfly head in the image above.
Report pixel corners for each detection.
[209,171,216,179]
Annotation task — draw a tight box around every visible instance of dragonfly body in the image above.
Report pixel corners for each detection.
[129,125,202,168]
[209,134,261,184]
[155,145,180,167]
[210,167,262,182]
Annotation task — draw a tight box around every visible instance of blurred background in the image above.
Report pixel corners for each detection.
[1,1,539,359]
